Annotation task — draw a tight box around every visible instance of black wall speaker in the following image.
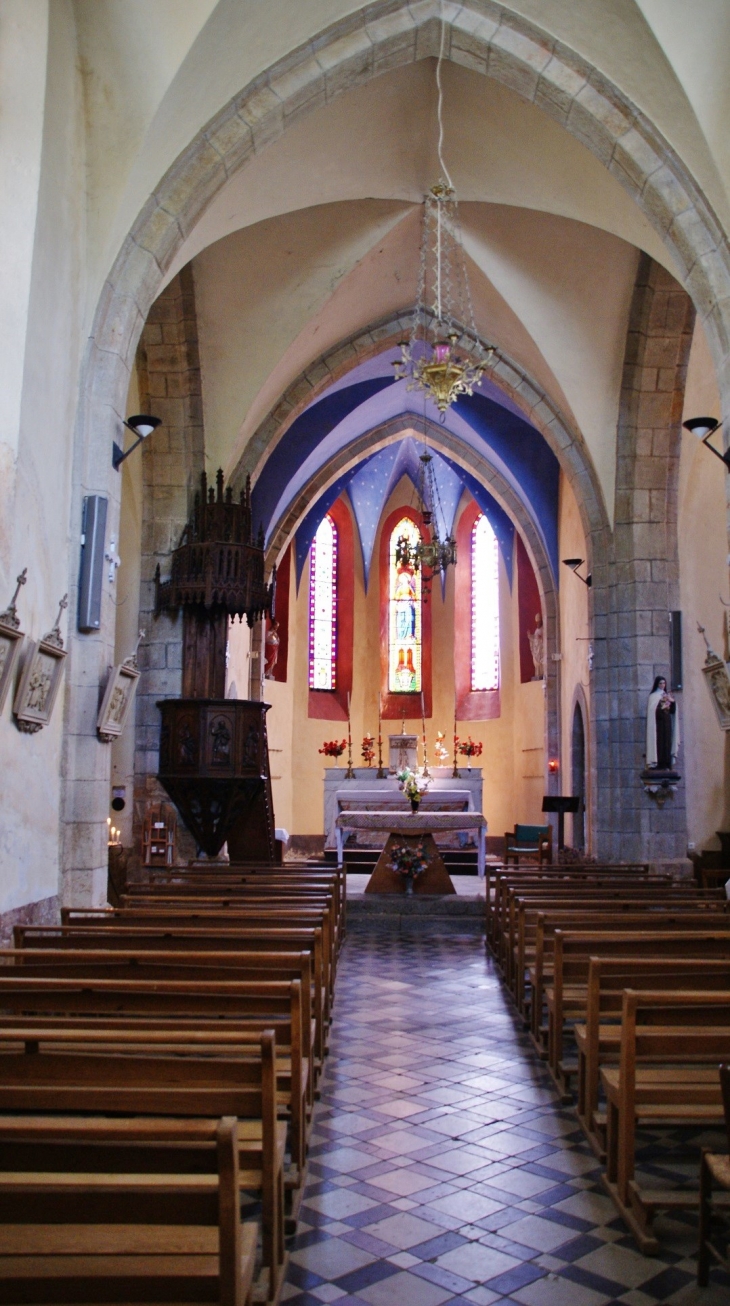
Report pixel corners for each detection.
[78,495,108,632]
[669,610,682,692]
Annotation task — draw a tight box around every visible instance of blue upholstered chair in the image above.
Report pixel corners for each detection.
[504,823,552,866]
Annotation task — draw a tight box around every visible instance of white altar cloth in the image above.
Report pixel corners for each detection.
[323,767,483,849]
[335,810,488,877]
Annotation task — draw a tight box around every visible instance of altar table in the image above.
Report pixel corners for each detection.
[335,809,488,877]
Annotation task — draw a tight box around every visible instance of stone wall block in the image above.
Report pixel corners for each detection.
[535,52,586,121]
[157,142,227,227]
[413,13,442,60]
[487,43,539,102]
[610,127,662,193]
[109,248,162,328]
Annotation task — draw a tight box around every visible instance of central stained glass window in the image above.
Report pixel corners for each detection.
[389,517,422,694]
[308,514,337,689]
[471,512,500,691]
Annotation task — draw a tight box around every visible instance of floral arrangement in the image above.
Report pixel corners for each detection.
[397,767,429,801]
[361,733,375,766]
[456,736,483,760]
[434,730,450,764]
[390,840,428,878]
[319,738,346,759]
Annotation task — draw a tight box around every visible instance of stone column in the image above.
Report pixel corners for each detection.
[594,254,694,866]
[132,266,204,858]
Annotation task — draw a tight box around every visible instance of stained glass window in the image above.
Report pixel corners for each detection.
[308,514,337,690]
[389,517,422,694]
[471,513,500,691]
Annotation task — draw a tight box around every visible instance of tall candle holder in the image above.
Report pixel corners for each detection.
[376,693,386,778]
[345,692,355,779]
[421,692,430,779]
[452,711,460,778]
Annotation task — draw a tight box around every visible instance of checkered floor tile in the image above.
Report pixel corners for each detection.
[282,932,730,1305]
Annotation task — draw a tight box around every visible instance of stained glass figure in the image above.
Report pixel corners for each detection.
[308,514,337,689]
[389,517,422,693]
[471,513,500,691]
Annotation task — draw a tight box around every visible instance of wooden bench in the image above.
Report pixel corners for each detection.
[0,1025,285,1298]
[131,869,346,949]
[0,1113,258,1305]
[62,908,336,1043]
[485,863,652,940]
[601,990,730,1253]
[488,871,666,957]
[505,887,708,994]
[0,959,309,1182]
[17,924,328,1066]
[562,949,730,1143]
[527,907,730,1038]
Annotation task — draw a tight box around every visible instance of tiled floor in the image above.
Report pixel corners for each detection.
[282,931,730,1305]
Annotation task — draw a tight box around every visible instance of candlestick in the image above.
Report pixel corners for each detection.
[345,692,355,778]
[452,705,460,778]
[376,690,386,778]
[421,691,430,778]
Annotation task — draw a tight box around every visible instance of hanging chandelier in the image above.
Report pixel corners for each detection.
[393,180,493,414]
[394,450,457,589]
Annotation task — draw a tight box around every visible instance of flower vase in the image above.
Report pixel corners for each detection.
[404,872,414,896]
[409,797,420,813]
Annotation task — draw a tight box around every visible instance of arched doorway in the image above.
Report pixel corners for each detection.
[572,701,586,851]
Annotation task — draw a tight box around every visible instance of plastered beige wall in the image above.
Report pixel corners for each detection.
[678,319,730,851]
[0,0,85,915]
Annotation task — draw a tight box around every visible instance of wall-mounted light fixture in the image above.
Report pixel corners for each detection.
[112,414,162,471]
[562,557,592,587]
[682,416,730,469]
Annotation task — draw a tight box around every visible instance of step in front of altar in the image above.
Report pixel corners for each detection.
[347,891,484,933]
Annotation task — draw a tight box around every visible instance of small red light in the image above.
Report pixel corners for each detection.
[548,758,559,773]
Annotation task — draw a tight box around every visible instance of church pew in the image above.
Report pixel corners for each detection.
[0,1027,285,1298]
[137,868,346,947]
[568,951,730,1151]
[0,961,308,1179]
[487,869,664,957]
[526,907,730,1037]
[485,864,652,944]
[13,932,318,1088]
[0,1114,258,1306]
[491,876,668,966]
[124,877,342,940]
[516,900,728,1020]
[600,990,730,1254]
[120,889,341,955]
[501,888,710,987]
[62,907,336,1039]
[18,924,327,1067]
[497,877,701,967]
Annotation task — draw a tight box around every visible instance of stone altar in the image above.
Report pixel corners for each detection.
[335,809,488,878]
[323,767,483,849]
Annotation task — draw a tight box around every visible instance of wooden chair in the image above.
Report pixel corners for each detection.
[601,990,730,1253]
[0,1114,257,1305]
[504,824,552,866]
[698,1064,730,1286]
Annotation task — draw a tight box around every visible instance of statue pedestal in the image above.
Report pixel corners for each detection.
[365,834,456,894]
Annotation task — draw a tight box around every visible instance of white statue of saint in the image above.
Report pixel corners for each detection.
[646,675,679,769]
[528,614,544,680]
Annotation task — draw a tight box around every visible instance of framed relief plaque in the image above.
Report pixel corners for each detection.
[0,622,23,713]
[702,654,730,731]
[13,636,67,733]
[97,658,140,742]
